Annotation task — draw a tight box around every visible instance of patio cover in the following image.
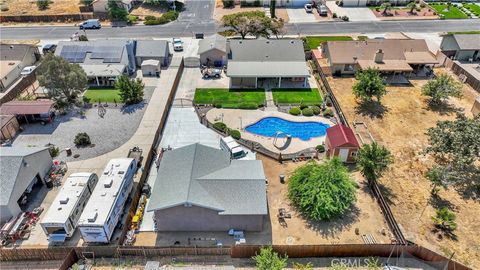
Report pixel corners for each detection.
[0,100,55,115]
[357,60,413,72]
[404,51,439,64]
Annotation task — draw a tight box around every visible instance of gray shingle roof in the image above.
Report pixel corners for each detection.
[226,39,309,77]
[0,147,48,206]
[452,34,480,50]
[147,144,267,215]
[136,40,169,58]
[198,35,227,54]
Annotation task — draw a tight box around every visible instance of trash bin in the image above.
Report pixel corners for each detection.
[45,177,53,189]
[65,148,72,156]
[279,174,285,184]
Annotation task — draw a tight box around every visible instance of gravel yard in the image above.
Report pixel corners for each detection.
[13,87,154,162]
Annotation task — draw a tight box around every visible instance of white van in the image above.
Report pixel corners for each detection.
[79,19,101,30]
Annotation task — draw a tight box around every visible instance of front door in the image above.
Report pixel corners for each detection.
[339,148,349,162]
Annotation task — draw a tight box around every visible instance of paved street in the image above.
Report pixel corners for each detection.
[1,19,479,40]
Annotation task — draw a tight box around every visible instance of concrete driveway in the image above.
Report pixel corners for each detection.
[287,8,317,23]
[326,1,378,21]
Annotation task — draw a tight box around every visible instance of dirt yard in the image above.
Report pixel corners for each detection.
[130,3,167,18]
[327,69,480,267]
[214,0,263,21]
[259,155,392,245]
[1,0,81,15]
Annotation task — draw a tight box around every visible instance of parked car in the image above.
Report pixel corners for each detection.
[318,5,328,16]
[42,44,57,55]
[172,38,183,51]
[304,3,313,13]
[79,19,101,30]
[20,66,36,76]
[202,68,221,79]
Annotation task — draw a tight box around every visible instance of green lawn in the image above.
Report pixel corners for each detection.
[194,88,266,109]
[83,88,122,103]
[430,4,468,19]
[272,88,322,106]
[305,36,353,50]
[465,3,480,16]
[446,30,480,35]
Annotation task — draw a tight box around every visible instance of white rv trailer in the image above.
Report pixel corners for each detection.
[220,136,247,159]
[77,158,136,243]
[40,173,98,242]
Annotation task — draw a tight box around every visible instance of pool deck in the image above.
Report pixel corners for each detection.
[206,109,336,154]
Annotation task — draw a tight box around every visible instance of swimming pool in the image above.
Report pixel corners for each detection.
[245,117,330,141]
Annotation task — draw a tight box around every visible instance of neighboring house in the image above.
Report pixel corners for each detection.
[0,114,20,142]
[0,147,53,224]
[440,34,480,62]
[198,35,228,67]
[135,40,170,67]
[147,143,268,232]
[325,124,360,163]
[0,44,40,92]
[323,39,438,76]
[341,0,407,7]
[56,40,136,86]
[141,60,160,77]
[227,39,310,88]
[92,0,133,13]
[0,100,55,124]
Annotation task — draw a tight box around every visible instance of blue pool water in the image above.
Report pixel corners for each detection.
[245,117,330,141]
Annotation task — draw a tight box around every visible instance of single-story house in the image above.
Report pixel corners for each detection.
[0,100,55,124]
[198,35,228,67]
[93,0,133,13]
[325,124,360,163]
[55,39,136,86]
[135,40,170,67]
[147,143,268,232]
[340,0,407,7]
[0,147,53,224]
[227,39,310,88]
[0,114,20,141]
[141,60,160,77]
[0,44,40,92]
[239,0,310,7]
[440,34,480,62]
[322,39,438,76]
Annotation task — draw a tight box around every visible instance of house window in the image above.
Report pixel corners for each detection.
[344,64,354,72]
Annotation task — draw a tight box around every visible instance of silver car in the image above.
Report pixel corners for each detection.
[318,5,328,16]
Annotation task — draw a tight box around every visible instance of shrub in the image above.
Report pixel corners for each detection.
[127,15,138,24]
[82,96,91,104]
[228,129,241,140]
[323,108,334,117]
[144,18,160,25]
[239,102,258,109]
[49,146,60,157]
[213,103,222,108]
[332,12,338,18]
[173,0,184,10]
[163,10,179,21]
[289,107,301,116]
[316,144,325,153]
[74,132,91,146]
[341,15,349,21]
[311,106,321,115]
[420,2,426,8]
[302,107,314,116]
[156,16,170,24]
[37,0,50,10]
[78,34,88,41]
[213,122,227,132]
[145,15,156,21]
[222,0,235,8]
[299,104,308,110]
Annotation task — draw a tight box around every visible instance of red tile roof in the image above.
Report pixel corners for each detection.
[326,124,359,148]
[0,100,54,115]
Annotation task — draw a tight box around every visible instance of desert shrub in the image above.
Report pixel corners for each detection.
[228,129,241,140]
[213,122,227,132]
[37,0,50,10]
[74,132,91,146]
[316,144,325,153]
[332,12,337,18]
[323,108,334,117]
[239,102,258,109]
[289,107,301,116]
[311,106,321,115]
[302,107,314,116]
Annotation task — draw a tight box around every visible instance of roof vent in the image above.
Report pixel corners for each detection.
[87,212,98,223]
[290,40,294,44]
[374,49,384,63]
[104,178,113,188]
[59,196,69,204]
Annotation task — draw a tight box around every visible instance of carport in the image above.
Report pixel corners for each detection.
[0,100,55,124]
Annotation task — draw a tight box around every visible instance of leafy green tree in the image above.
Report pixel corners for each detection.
[425,166,449,195]
[353,68,387,102]
[37,54,88,108]
[288,158,357,221]
[222,11,283,39]
[432,207,457,232]
[407,1,416,13]
[421,74,462,106]
[425,113,480,184]
[115,75,144,105]
[253,246,288,270]
[108,0,128,21]
[37,0,50,10]
[356,142,393,182]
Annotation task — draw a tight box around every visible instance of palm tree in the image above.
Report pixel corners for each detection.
[356,142,393,182]
[407,1,416,14]
[432,207,457,232]
[380,1,392,15]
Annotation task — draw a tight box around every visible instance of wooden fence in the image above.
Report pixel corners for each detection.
[0,73,37,105]
[0,13,94,23]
